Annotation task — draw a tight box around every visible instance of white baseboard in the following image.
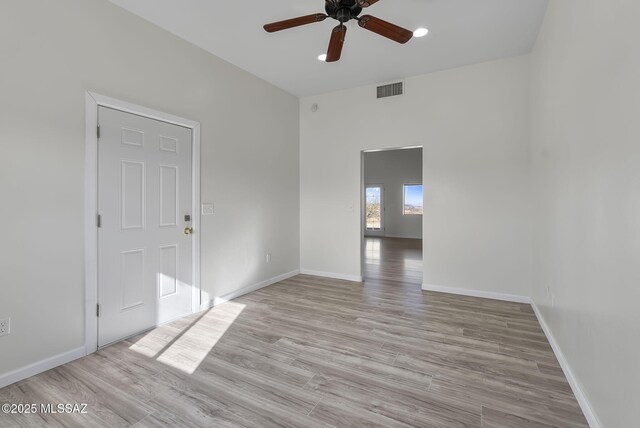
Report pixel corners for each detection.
[200,270,300,311]
[0,346,86,389]
[300,269,363,283]
[421,283,531,304]
[531,301,601,428]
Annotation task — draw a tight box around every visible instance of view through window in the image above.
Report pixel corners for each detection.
[366,186,382,230]
[404,184,423,215]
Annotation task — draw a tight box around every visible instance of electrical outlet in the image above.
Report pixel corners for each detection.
[266,253,271,264]
[0,318,10,337]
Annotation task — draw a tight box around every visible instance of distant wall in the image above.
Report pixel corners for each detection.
[364,148,423,239]
[300,55,533,295]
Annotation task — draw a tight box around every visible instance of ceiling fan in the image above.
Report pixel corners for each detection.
[263,0,413,63]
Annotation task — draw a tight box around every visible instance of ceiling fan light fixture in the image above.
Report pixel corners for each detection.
[413,27,429,38]
[264,0,414,62]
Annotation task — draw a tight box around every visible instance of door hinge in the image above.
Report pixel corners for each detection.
[96,303,101,317]
[97,125,101,139]
[96,214,102,228]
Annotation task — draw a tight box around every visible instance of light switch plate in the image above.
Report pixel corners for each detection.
[0,318,10,337]
[202,203,214,216]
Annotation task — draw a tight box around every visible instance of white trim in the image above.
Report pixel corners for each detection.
[84,93,99,356]
[300,269,363,283]
[360,144,424,282]
[374,234,422,240]
[421,283,531,304]
[531,301,602,428]
[84,92,201,355]
[191,124,201,314]
[200,270,300,311]
[0,347,85,389]
[88,93,200,129]
[362,144,422,153]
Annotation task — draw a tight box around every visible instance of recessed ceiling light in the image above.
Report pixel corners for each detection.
[414,27,429,38]
[318,54,327,62]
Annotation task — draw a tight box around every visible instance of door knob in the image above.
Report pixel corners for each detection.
[184,227,194,235]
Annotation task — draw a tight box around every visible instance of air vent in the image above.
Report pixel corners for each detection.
[377,82,403,99]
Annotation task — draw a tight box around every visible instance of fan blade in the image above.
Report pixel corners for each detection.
[357,0,380,7]
[358,15,413,44]
[264,14,327,33]
[326,25,347,62]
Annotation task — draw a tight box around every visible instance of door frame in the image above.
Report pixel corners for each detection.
[84,92,201,355]
[360,145,423,280]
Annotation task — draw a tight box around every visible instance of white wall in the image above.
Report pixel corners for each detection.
[301,56,533,296]
[363,148,423,239]
[530,1,640,426]
[0,0,299,377]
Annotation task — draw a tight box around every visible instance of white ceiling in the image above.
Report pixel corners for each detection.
[109,0,548,97]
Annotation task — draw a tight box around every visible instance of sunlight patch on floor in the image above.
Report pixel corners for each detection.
[128,301,246,374]
[365,239,382,264]
[403,259,422,268]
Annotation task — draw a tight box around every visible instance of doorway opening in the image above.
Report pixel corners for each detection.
[361,147,423,285]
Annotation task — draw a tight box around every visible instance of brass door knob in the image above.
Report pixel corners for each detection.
[184,227,194,235]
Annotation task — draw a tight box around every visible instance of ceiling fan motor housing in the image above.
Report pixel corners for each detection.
[326,0,363,22]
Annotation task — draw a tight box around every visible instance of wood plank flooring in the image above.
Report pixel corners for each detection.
[0,239,587,427]
[364,237,423,285]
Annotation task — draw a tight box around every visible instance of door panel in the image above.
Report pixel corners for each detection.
[120,249,145,310]
[121,161,145,229]
[97,107,193,347]
[159,166,178,227]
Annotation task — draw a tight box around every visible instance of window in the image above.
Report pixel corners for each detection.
[403,184,423,215]
[366,186,382,230]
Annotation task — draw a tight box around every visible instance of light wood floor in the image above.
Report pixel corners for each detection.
[1,239,587,427]
[364,237,423,285]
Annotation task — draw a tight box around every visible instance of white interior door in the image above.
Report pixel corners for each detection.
[97,106,194,347]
